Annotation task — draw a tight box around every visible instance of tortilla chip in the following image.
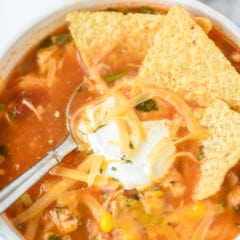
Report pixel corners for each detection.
[66,11,164,82]
[195,99,240,200]
[136,5,240,110]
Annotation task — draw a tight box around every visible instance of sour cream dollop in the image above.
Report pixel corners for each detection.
[74,96,176,189]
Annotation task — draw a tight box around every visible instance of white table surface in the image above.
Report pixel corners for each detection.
[0,0,240,239]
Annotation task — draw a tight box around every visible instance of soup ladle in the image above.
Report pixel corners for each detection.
[0,82,85,214]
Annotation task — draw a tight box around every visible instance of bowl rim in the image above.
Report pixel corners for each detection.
[0,0,240,239]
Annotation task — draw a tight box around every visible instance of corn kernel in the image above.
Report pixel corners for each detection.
[153,190,164,198]
[190,202,206,218]
[100,212,114,233]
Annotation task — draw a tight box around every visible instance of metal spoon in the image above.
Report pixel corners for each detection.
[0,82,84,214]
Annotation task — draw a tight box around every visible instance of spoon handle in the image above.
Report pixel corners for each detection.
[0,135,77,214]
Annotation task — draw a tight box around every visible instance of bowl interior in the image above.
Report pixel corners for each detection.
[0,0,240,239]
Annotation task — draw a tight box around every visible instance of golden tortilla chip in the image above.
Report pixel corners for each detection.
[136,6,240,110]
[195,99,240,200]
[66,11,164,82]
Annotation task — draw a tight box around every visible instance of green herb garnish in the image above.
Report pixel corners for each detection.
[79,130,87,136]
[125,160,133,164]
[0,103,5,110]
[17,225,25,231]
[54,34,72,45]
[139,6,154,14]
[77,85,83,92]
[47,234,60,240]
[105,71,128,83]
[218,199,227,208]
[93,124,107,133]
[197,145,205,160]
[102,193,109,200]
[136,99,158,112]
[151,186,160,191]
[0,145,8,157]
[10,108,18,118]
[39,36,52,48]
[236,223,240,228]
[224,185,230,192]
[134,193,143,200]
[105,8,119,12]
[233,205,240,212]
[129,141,134,149]
[87,149,94,155]
[111,166,117,171]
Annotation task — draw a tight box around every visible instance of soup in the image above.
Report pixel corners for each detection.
[0,5,240,240]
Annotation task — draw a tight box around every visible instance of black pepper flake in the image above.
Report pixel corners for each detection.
[134,193,143,200]
[111,166,117,171]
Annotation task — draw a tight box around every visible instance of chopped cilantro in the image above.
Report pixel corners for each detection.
[77,85,83,92]
[139,6,154,14]
[136,99,158,112]
[151,186,160,191]
[218,199,227,208]
[105,8,119,12]
[75,216,83,226]
[0,103,5,110]
[0,145,8,157]
[236,223,240,228]
[79,130,87,136]
[197,145,205,160]
[105,71,128,83]
[53,207,62,213]
[233,205,240,212]
[47,234,60,240]
[10,108,18,118]
[54,34,72,45]
[111,166,117,171]
[125,160,133,164]
[17,225,24,231]
[129,141,134,149]
[102,193,109,200]
[93,124,107,133]
[39,36,52,48]
[224,185,230,192]
[134,193,143,200]
[87,149,94,155]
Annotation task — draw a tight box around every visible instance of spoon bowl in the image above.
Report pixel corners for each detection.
[0,82,84,214]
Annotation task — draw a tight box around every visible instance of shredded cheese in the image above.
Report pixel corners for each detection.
[166,152,200,165]
[116,119,130,156]
[46,57,57,87]
[175,131,209,145]
[22,98,42,120]
[87,155,104,186]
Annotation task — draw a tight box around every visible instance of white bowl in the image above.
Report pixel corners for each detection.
[0,0,240,239]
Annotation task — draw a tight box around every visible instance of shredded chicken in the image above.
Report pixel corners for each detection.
[48,208,81,234]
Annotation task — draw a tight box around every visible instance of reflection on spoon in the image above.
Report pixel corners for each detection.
[0,82,85,214]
